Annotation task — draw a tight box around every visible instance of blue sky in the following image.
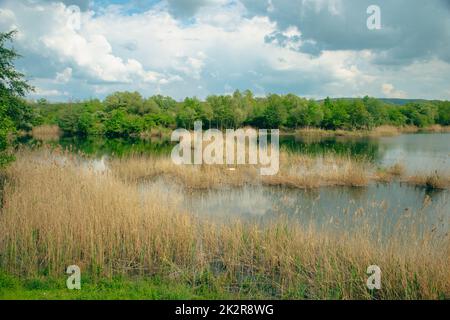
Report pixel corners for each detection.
[1,0,450,101]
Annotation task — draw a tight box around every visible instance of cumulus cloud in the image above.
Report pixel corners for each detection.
[242,0,450,65]
[38,5,166,83]
[1,0,450,100]
[32,87,67,97]
[39,0,91,11]
[381,83,406,99]
[55,67,72,83]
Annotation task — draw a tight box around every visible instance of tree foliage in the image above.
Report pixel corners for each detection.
[33,89,450,138]
[0,31,33,166]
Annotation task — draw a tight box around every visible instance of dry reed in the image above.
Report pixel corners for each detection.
[0,148,449,299]
[31,125,61,141]
[369,125,400,137]
[421,125,450,133]
[110,151,372,190]
[295,125,435,138]
[375,163,406,183]
[406,173,450,190]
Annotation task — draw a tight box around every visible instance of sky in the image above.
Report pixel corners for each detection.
[0,0,450,101]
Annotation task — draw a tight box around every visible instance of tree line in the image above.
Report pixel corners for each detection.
[33,91,450,137]
[1,29,450,160]
[1,31,34,166]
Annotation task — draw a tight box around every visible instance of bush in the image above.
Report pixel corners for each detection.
[104,109,143,137]
[0,104,15,167]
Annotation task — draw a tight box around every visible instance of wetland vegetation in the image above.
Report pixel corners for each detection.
[1,30,450,300]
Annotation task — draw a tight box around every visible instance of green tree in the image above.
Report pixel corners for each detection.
[176,103,197,129]
[262,94,287,128]
[387,107,407,126]
[207,95,235,129]
[0,104,14,166]
[307,100,324,127]
[104,91,144,114]
[104,108,142,137]
[347,99,372,129]
[322,98,349,129]
[401,103,437,127]
[58,103,83,134]
[364,96,389,126]
[77,111,96,136]
[436,101,450,125]
[0,31,33,166]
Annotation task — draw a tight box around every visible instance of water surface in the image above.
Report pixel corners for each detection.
[22,132,450,174]
[141,178,449,238]
[21,132,450,236]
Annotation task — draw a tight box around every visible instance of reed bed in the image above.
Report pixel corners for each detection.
[296,128,368,138]
[406,173,450,190]
[374,163,406,183]
[264,152,370,188]
[110,150,372,189]
[139,127,172,140]
[295,125,425,138]
[110,151,450,190]
[421,125,450,133]
[31,125,61,141]
[0,148,449,299]
[369,125,401,137]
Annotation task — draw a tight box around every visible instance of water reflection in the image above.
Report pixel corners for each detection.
[18,135,175,157]
[183,182,449,239]
[23,133,450,174]
[280,135,380,160]
[377,133,450,174]
[135,176,449,239]
[282,133,450,175]
[16,133,450,239]
[20,133,450,174]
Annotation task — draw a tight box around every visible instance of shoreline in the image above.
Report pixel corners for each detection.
[26,124,450,142]
[0,149,448,300]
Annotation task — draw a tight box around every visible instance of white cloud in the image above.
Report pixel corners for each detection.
[55,67,72,83]
[1,0,449,100]
[0,8,15,22]
[32,87,67,97]
[1,2,172,85]
[381,83,406,99]
[42,22,162,83]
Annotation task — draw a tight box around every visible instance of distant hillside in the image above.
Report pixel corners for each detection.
[318,98,432,105]
[377,98,430,105]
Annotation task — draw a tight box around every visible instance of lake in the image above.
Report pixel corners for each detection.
[22,132,450,174]
[20,132,450,237]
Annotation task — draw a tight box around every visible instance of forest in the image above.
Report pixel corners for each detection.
[31,91,450,137]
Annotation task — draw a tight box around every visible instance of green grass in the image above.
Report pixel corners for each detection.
[0,271,240,300]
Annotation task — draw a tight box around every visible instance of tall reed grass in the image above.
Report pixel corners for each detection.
[0,148,448,299]
[110,150,372,189]
[31,125,61,141]
[295,125,427,138]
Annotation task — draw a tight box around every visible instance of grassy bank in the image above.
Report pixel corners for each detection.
[0,272,239,300]
[31,124,450,142]
[295,125,450,138]
[0,148,449,299]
